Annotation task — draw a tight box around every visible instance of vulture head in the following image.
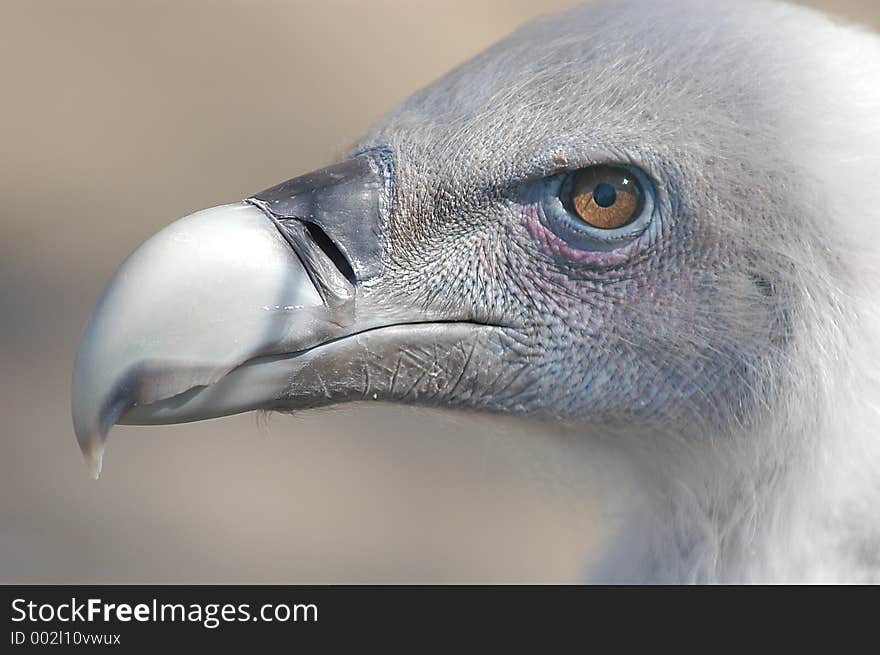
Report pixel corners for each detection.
[71,0,880,582]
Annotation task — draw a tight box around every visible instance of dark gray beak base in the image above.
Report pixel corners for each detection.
[248,149,392,283]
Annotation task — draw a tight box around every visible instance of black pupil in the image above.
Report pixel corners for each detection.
[593,183,617,208]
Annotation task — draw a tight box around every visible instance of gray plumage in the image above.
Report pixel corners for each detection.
[349,0,880,581]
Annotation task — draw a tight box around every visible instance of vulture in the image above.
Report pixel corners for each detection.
[72,0,880,583]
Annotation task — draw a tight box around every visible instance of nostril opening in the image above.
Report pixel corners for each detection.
[304,222,357,285]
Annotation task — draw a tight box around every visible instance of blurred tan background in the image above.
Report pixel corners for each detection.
[2,0,877,583]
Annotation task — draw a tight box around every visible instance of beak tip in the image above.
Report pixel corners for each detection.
[86,449,104,480]
[74,426,106,480]
[72,383,110,480]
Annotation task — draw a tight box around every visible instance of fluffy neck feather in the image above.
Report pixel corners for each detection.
[587,299,880,583]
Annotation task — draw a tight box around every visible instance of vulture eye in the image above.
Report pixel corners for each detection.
[566,166,644,230]
[535,162,654,253]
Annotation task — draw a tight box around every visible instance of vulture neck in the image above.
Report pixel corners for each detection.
[587,401,880,583]
[585,287,880,583]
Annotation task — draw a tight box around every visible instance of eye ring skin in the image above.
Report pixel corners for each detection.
[542,164,657,252]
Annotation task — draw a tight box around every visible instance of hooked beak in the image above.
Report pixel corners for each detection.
[72,150,503,478]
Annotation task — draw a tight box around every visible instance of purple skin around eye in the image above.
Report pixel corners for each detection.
[521,204,645,268]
